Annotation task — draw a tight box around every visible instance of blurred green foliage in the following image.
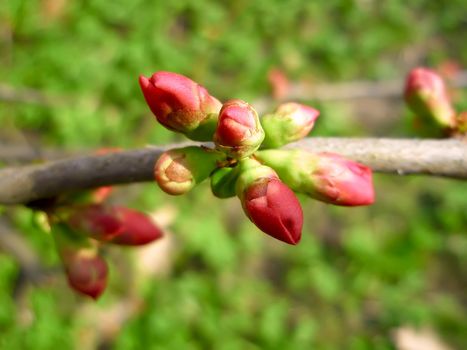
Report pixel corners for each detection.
[0,0,466,349]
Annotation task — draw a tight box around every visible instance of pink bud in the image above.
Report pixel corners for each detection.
[214,99,265,158]
[243,177,303,245]
[109,207,163,246]
[154,150,195,195]
[261,102,320,148]
[65,252,108,299]
[67,204,123,241]
[139,71,221,134]
[404,67,456,128]
[312,153,374,206]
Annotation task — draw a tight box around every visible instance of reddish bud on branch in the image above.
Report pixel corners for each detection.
[139,71,222,141]
[243,177,303,245]
[307,152,375,206]
[236,159,303,245]
[404,67,456,129]
[154,146,226,195]
[65,251,108,299]
[214,99,265,159]
[109,207,163,246]
[261,102,320,148]
[67,204,123,241]
[256,150,375,206]
[51,223,108,299]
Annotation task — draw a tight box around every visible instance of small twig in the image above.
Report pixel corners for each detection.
[0,138,465,205]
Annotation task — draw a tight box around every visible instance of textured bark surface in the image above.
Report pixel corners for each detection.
[0,138,465,205]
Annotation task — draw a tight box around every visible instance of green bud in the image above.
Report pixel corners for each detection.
[210,166,240,198]
[261,103,320,148]
[154,146,226,195]
[255,150,307,190]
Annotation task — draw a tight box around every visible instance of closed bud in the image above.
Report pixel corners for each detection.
[261,102,320,148]
[67,204,123,241]
[256,150,374,206]
[210,166,239,199]
[109,207,164,246]
[154,146,226,195]
[139,71,222,141]
[214,99,265,159]
[65,251,108,299]
[404,67,456,129]
[236,159,303,245]
[52,223,108,299]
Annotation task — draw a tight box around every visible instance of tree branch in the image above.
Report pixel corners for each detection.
[0,138,465,205]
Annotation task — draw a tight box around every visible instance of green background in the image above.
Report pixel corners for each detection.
[0,1,466,349]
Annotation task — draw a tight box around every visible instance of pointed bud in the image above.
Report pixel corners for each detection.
[210,166,240,198]
[404,67,456,129]
[236,159,303,245]
[139,71,222,141]
[65,251,108,299]
[154,146,226,195]
[67,204,123,241]
[261,103,320,148]
[109,207,163,246]
[214,99,265,159]
[256,150,374,206]
[51,223,108,299]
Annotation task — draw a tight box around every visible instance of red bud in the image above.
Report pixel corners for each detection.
[312,153,374,206]
[404,67,456,129]
[243,177,303,245]
[109,207,163,246]
[67,204,123,241]
[214,99,265,158]
[139,71,221,134]
[65,252,108,299]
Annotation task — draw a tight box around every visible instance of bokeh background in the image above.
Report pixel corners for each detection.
[1,1,466,349]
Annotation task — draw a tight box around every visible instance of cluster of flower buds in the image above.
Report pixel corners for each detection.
[404,67,465,137]
[46,150,163,299]
[140,71,375,245]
